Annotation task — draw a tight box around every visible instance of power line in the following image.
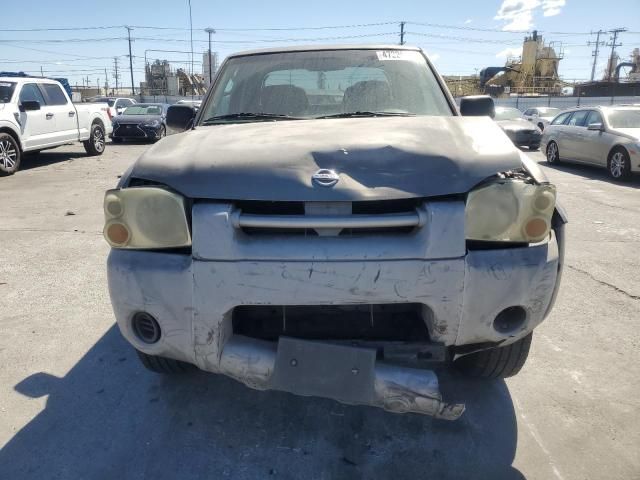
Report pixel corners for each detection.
[1,25,122,32]
[406,31,521,44]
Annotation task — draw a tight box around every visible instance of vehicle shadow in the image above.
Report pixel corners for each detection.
[0,326,524,480]
[540,160,640,189]
[19,150,89,171]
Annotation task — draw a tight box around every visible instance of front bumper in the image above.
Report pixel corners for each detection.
[111,123,162,140]
[505,130,542,148]
[107,201,564,418]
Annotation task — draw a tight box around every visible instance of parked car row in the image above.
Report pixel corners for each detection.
[541,105,640,180]
[489,102,639,180]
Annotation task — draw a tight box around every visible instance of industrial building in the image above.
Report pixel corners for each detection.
[140,51,218,96]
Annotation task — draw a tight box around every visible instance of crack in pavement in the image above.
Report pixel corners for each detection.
[566,264,640,300]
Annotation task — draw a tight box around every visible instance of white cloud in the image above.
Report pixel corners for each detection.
[464,19,473,24]
[494,0,541,31]
[496,47,523,58]
[427,53,441,62]
[542,0,565,16]
[494,0,566,30]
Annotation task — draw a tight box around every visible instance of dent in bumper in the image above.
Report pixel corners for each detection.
[107,232,560,366]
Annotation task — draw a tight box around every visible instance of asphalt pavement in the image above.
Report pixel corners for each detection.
[0,141,638,480]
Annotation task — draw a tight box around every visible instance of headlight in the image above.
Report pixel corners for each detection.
[142,119,161,127]
[465,180,556,243]
[103,188,191,249]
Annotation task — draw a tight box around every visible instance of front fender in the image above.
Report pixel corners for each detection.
[0,120,24,151]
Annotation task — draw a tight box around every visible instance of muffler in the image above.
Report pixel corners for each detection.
[219,336,464,420]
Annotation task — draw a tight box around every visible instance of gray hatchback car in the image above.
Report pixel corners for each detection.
[541,106,640,180]
[104,45,567,420]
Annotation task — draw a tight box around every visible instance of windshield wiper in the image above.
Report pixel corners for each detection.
[316,111,416,119]
[202,112,302,124]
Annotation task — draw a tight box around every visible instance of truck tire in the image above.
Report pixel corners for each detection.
[136,350,195,374]
[83,122,106,156]
[0,132,21,176]
[454,333,532,379]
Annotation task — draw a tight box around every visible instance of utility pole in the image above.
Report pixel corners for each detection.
[125,26,135,95]
[113,57,120,92]
[588,30,605,82]
[607,28,626,82]
[105,68,109,95]
[399,21,406,46]
[205,27,216,87]
[188,0,194,95]
[40,66,44,77]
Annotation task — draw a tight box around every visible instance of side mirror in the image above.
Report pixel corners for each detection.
[116,108,124,114]
[167,105,196,132]
[459,95,495,119]
[587,122,604,131]
[19,100,41,112]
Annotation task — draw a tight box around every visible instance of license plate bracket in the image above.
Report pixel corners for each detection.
[270,337,376,404]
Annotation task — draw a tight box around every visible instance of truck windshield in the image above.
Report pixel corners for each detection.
[0,82,17,103]
[201,49,452,124]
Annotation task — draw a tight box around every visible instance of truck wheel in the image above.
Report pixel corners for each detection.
[0,132,21,176]
[454,333,532,379]
[83,123,106,156]
[136,350,195,374]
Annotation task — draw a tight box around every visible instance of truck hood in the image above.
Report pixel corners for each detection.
[129,116,522,201]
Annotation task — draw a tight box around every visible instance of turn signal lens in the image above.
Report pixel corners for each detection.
[105,222,130,246]
[103,187,191,249]
[466,181,556,243]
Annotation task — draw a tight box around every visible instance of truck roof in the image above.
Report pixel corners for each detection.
[228,44,422,58]
[0,76,62,85]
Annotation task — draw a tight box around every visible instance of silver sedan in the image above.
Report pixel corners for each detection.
[540,106,640,180]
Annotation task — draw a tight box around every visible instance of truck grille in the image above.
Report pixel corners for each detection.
[233,199,425,237]
[232,304,430,342]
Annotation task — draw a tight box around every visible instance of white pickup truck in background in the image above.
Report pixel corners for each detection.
[0,77,112,175]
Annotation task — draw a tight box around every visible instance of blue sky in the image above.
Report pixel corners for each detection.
[1,0,638,89]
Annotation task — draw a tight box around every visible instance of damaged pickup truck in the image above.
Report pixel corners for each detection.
[105,45,566,420]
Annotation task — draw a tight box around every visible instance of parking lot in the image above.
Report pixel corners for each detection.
[0,141,638,479]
